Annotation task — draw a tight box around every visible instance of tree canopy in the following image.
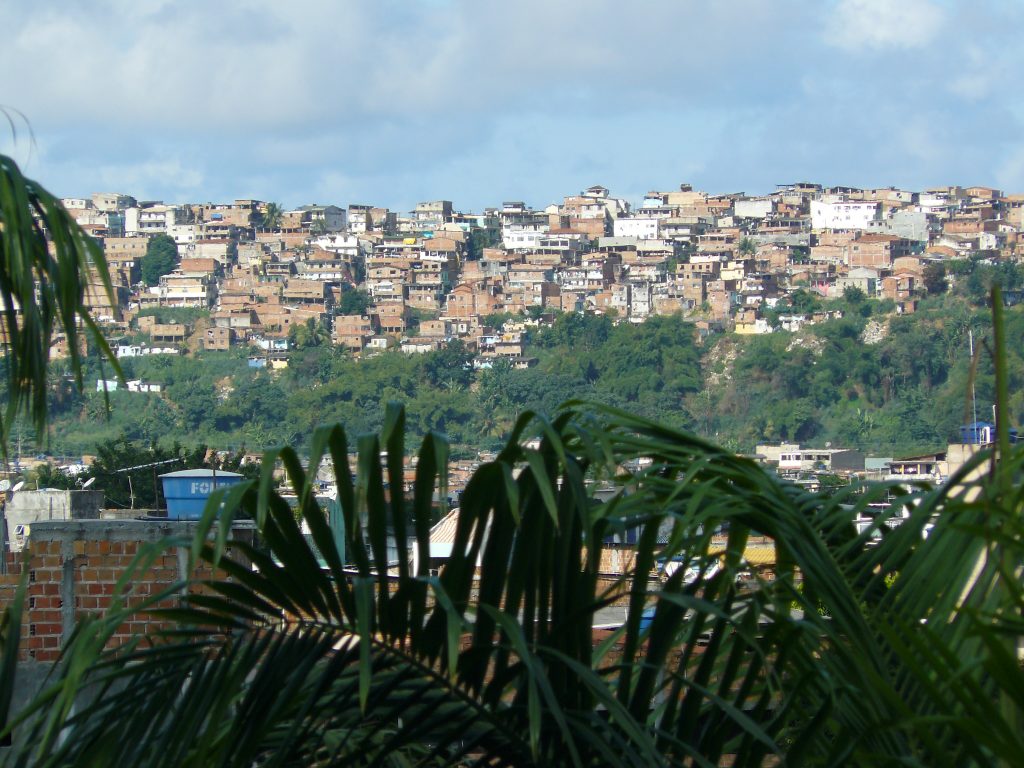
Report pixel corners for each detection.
[141,233,179,286]
[337,286,371,315]
[260,201,283,231]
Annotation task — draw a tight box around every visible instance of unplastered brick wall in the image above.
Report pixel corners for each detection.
[0,520,256,663]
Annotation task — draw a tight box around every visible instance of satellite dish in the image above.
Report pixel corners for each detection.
[81,477,96,489]
[0,480,9,493]
[11,481,25,492]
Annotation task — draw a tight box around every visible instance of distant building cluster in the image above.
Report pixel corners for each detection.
[762,421,1007,479]
[20,181,1024,366]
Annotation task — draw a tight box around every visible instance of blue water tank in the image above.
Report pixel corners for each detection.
[159,469,244,520]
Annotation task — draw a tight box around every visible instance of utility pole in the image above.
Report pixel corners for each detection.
[113,457,183,510]
[969,329,978,439]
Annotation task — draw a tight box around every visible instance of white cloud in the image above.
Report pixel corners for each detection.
[896,114,943,166]
[4,0,1022,207]
[0,0,811,132]
[994,144,1024,192]
[56,155,206,202]
[104,158,204,198]
[824,0,945,51]
[949,74,992,101]
[946,45,1004,101]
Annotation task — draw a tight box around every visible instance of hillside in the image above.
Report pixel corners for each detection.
[28,291,1022,462]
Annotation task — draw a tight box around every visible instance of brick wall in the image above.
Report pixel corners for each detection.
[0,520,256,663]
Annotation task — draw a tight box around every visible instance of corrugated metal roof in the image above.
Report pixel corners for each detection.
[741,545,776,566]
[706,544,777,566]
[429,508,464,546]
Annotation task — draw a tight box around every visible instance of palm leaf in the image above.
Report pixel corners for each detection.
[3,405,1022,766]
[0,153,122,450]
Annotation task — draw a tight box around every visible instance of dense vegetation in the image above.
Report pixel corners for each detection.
[31,285,1022,461]
[704,294,1023,453]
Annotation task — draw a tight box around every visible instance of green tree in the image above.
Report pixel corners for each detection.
[737,236,757,258]
[337,286,371,315]
[289,317,330,349]
[423,339,474,389]
[464,227,499,260]
[260,201,283,231]
[534,311,611,351]
[946,257,972,276]
[141,233,179,286]
[481,311,520,330]
[67,435,258,510]
[788,287,822,315]
[79,435,195,509]
[842,285,866,305]
[955,258,1024,305]
[29,462,77,491]
[923,262,948,295]
[213,374,288,438]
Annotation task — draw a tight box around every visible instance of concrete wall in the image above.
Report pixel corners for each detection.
[4,489,105,551]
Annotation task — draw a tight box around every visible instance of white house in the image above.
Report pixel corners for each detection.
[810,200,879,230]
[309,233,364,259]
[778,314,809,332]
[125,204,190,236]
[168,223,200,246]
[502,228,547,251]
[613,217,661,240]
[734,198,773,219]
[115,345,180,358]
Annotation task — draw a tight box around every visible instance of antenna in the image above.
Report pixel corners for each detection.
[81,477,96,489]
[11,481,25,492]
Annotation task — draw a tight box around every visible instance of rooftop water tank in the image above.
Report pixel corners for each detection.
[159,469,244,520]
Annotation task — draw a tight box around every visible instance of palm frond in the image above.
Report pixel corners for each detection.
[4,398,1018,767]
[0,153,121,450]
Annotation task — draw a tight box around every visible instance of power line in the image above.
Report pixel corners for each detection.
[111,457,183,473]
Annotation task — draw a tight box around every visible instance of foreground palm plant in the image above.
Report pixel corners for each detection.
[1,395,1021,767]
[0,153,121,450]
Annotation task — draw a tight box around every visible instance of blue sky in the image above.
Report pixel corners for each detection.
[2,0,1023,212]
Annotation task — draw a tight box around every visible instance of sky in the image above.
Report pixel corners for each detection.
[2,0,1023,212]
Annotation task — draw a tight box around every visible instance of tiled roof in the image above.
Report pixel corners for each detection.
[429,508,462,545]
